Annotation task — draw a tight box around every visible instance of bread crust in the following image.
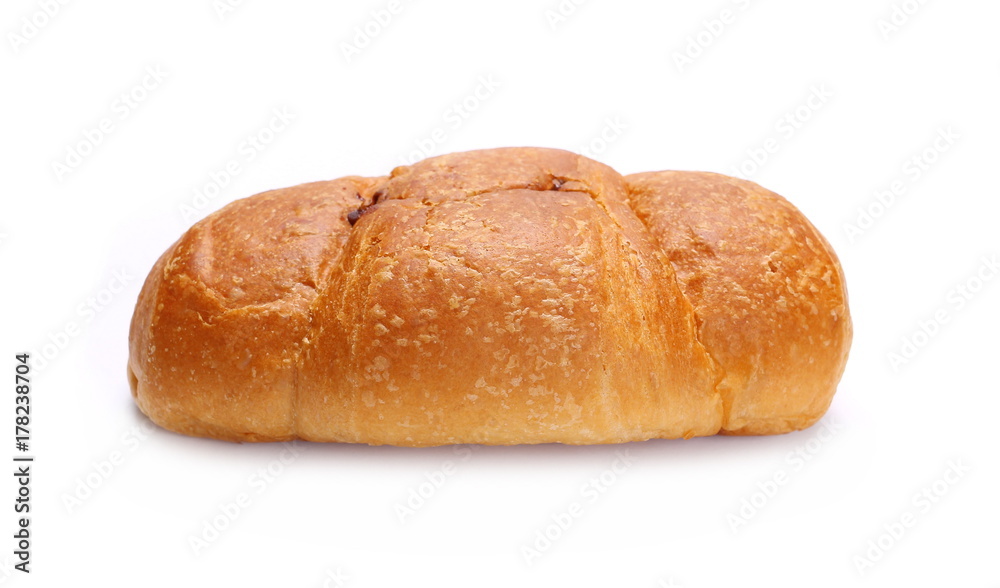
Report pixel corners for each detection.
[626,171,852,435]
[128,148,851,445]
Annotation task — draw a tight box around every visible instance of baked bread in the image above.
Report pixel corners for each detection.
[127,147,851,445]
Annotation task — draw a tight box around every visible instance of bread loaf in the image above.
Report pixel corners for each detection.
[127,147,851,445]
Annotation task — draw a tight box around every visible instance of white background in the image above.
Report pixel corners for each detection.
[2,0,998,585]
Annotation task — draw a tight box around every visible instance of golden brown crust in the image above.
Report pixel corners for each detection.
[626,171,852,435]
[128,148,851,445]
[128,178,380,441]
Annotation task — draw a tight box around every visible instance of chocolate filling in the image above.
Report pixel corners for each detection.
[347,189,387,227]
